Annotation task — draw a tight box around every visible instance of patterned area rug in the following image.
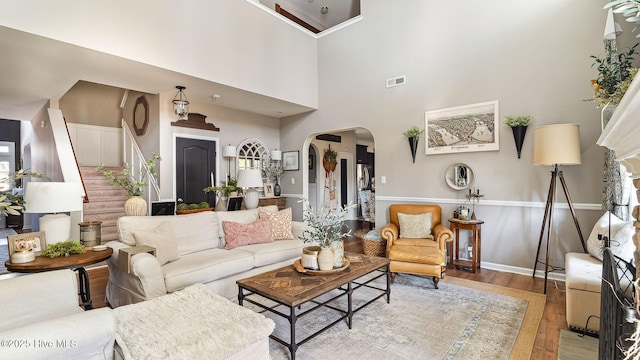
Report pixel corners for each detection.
[253,274,545,360]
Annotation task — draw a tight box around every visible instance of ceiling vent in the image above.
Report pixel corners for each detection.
[386,75,406,88]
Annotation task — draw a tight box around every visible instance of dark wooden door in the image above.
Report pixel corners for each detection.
[176,137,217,206]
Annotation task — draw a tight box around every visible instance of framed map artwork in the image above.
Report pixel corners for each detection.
[425,100,499,155]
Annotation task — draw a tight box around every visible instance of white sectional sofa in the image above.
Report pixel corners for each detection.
[0,269,116,360]
[106,205,306,306]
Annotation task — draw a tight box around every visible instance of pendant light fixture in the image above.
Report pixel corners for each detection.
[172,86,189,120]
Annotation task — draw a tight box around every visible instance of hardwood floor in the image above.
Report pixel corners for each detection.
[87,223,568,360]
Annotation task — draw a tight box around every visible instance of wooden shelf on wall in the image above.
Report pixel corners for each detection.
[171,113,220,131]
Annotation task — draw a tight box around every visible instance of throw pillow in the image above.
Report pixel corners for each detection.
[132,222,180,265]
[398,212,433,239]
[259,207,295,240]
[587,211,635,262]
[223,217,274,250]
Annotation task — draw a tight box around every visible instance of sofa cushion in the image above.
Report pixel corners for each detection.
[161,249,255,293]
[587,211,635,262]
[236,239,305,267]
[216,209,260,247]
[565,252,603,293]
[132,223,180,265]
[398,212,433,239]
[118,212,220,255]
[259,207,295,240]
[223,217,273,250]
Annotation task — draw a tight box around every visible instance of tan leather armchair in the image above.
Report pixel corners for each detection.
[381,204,453,288]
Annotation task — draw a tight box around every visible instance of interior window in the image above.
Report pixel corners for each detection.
[237,138,269,172]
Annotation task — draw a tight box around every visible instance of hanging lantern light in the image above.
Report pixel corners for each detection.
[172,85,189,120]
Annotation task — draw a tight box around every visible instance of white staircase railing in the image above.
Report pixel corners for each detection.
[121,119,160,214]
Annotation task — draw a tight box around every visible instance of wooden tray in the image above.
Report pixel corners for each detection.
[176,208,213,215]
[293,258,350,275]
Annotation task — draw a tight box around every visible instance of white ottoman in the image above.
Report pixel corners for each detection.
[113,283,274,360]
[565,252,602,334]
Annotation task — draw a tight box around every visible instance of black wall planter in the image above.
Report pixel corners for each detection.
[511,125,527,159]
[408,137,419,163]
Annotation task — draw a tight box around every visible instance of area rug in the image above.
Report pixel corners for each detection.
[253,274,545,360]
[557,329,598,360]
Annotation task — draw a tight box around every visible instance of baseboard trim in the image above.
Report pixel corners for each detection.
[481,260,566,282]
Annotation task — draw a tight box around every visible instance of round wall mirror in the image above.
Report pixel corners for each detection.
[445,163,474,190]
[133,96,149,136]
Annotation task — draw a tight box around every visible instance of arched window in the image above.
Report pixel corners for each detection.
[236,138,269,172]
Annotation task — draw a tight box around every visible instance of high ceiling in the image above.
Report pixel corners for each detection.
[259,0,360,32]
[0,1,361,123]
[0,25,315,122]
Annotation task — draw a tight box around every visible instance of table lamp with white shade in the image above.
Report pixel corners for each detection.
[237,169,264,209]
[23,182,84,246]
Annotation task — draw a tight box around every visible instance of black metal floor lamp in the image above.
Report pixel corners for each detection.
[531,124,587,294]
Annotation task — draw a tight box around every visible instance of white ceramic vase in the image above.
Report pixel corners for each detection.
[317,247,334,271]
[331,240,344,268]
[125,196,147,216]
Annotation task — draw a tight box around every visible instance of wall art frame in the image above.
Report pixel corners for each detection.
[283,151,299,171]
[425,100,499,155]
[264,183,275,197]
[7,231,46,256]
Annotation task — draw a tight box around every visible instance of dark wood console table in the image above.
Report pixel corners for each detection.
[258,196,287,210]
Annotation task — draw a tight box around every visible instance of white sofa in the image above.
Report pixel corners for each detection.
[106,206,306,306]
[0,269,116,360]
[565,211,637,334]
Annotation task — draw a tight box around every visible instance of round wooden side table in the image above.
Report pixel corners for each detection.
[5,248,113,309]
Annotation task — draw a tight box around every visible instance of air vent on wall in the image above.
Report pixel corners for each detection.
[386,75,406,88]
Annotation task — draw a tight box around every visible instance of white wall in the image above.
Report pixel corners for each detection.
[280,0,625,272]
[0,0,318,109]
[158,91,281,201]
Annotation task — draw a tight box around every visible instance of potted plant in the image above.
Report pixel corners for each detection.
[403,126,424,163]
[298,199,355,270]
[323,145,338,172]
[0,169,49,218]
[504,115,532,159]
[96,154,161,215]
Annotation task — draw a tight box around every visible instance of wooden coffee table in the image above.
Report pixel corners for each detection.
[237,252,390,360]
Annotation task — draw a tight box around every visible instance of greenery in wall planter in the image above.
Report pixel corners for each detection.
[403,126,424,163]
[504,115,532,159]
[504,115,532,127]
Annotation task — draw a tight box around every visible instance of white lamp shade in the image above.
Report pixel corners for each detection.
[236,169,264,188]
[223,145,237,158]
[23,182,84,246]
[23,182,84,213]
[533,124,582,166]
[271,150,282,161]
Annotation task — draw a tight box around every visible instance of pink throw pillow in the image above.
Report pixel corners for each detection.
[223,217,274,250]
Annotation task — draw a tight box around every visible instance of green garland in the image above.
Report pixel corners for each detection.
[43,240,85,258]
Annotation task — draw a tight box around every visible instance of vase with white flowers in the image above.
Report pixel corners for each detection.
[299,199,356,270]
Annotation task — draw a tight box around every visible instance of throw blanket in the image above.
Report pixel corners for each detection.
[113,284,275,360]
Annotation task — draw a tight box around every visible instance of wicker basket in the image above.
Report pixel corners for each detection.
[362,237,386,257]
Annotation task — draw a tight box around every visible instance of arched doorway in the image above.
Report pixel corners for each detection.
[304,128,374,223]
